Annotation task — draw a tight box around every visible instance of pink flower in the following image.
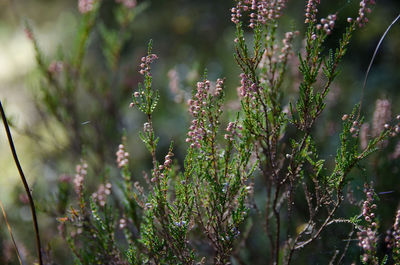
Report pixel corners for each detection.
[48,61,64,74]
[78,0,94,14]
[92,183,112,207]
[116,144,129,168]
[138,54,158,76]
[24,28,33,40]
[73,160,88,196]
[116,0,137,9]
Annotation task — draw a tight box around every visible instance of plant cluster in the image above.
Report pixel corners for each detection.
[23,0,147,171]
[1,0,400,264]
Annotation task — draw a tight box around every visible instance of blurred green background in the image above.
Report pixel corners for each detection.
[1,0,400,264]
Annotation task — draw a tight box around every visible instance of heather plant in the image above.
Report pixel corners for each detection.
[24,0,147,171]
[229,1,400,264]
[2,0,400,265]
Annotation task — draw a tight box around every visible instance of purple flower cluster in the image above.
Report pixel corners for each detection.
[231,0,288,28]
[372,99,391,137]
[316,14,337,35]
[279,31,298,62]
[395,116,400,134]
[48,61,64,74]
[387,115,400,138]
[358,229,377,263]
[189,81,211,113]
[115,0,136,9]
[24,28,33,40]
[347,0,375,27]
[391,141,400,160]
[238,73,258,98]
[92,183,112,207]
[186,79,224,148]
[143,122,151,133]
[393,210,400,253]
[360,123,370,149]
[157,151,174,175]
[139,54,158,76]
[224,122,243,141]
[186,81,210,148]
[356,0,375,27]
[361,187,377,224]
[186,119,204,149]
[78,0,94,14]
[215,78,224,96]
[149,151,174,183]
[386,210,400,253]
[116,144,129,168]
[73,160,88,196]
[304,0,320,24]
[350,120,360,137]
[168,69,185,103]
[59,174,72,183]
[357,184,378,263]
[163,151,173,168]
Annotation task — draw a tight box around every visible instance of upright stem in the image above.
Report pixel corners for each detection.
[0,101,43,265]
[273,185,281,265]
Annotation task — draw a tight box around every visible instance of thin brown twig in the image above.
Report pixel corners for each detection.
[0,199,23,265]
[0,100,43,265]
[357,13,400,120]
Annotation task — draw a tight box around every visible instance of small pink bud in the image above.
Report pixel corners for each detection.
[24,28,33,40]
